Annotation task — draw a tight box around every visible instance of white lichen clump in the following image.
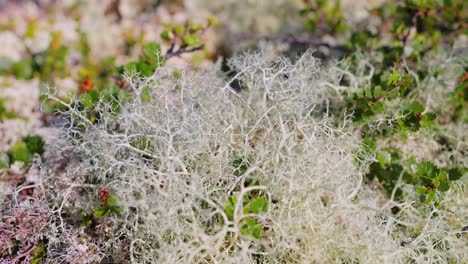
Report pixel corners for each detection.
[47,50,466,263]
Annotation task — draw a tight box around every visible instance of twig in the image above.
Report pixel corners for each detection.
[164,44,205,60]
[163,22,210,60]
[401,10,422,47]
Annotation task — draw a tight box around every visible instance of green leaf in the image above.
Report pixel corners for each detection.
[407,101,424,113]
[189,22,203,33]
[425,190,436,204]
[80,89,100,110]
[438,181,450,192]
[137,61,153,77]
[207,16,218,26]
[243,197,268,215]
[372,101,385,114]
[12,60,33,79]
[402,170,417,184]
[365,87,372,98]
[436,170,448,181]
[160,30,173,42]
[93,207,111,218]
[112,205,122,214]
[421,112,437,128]
[425,112,437,120]
[225,194,237,221]
[240,217,264,239]
[8,141,32,165]
[416,161,439,178]
[386,88,401,100]
[81,212,92,226]
[448,168,463,181]
[362,138,376,153]
[106,195,122,214]
[419,192,427,203]
[415,186,428,195]
[23,135,45,155]
[172,25,185,36]
[106,195,119,207]
[377,151,392,166]
[123,61,138,75]
[182,35,201,47]
[373,85,382,98]
[142,43,161,63]
[387,71,399,86]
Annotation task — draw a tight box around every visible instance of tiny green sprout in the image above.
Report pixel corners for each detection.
[224,194,238,221]
[172,25,185,36]
[93,206,111,218]
[182,35,201,47]
[172,69,182,79]
[387,71,399,86]
[105,195,121,210]
[188,22,203,33]
[24,19,37,39]
[93,195,122,219]
[81,211,93,226]
[207,16,218,27]
[160,30,173,42]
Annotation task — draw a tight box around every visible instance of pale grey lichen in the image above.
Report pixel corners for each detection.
[42,49,467,263]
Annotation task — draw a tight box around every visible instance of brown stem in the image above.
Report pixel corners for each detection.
[164,44,204,60]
